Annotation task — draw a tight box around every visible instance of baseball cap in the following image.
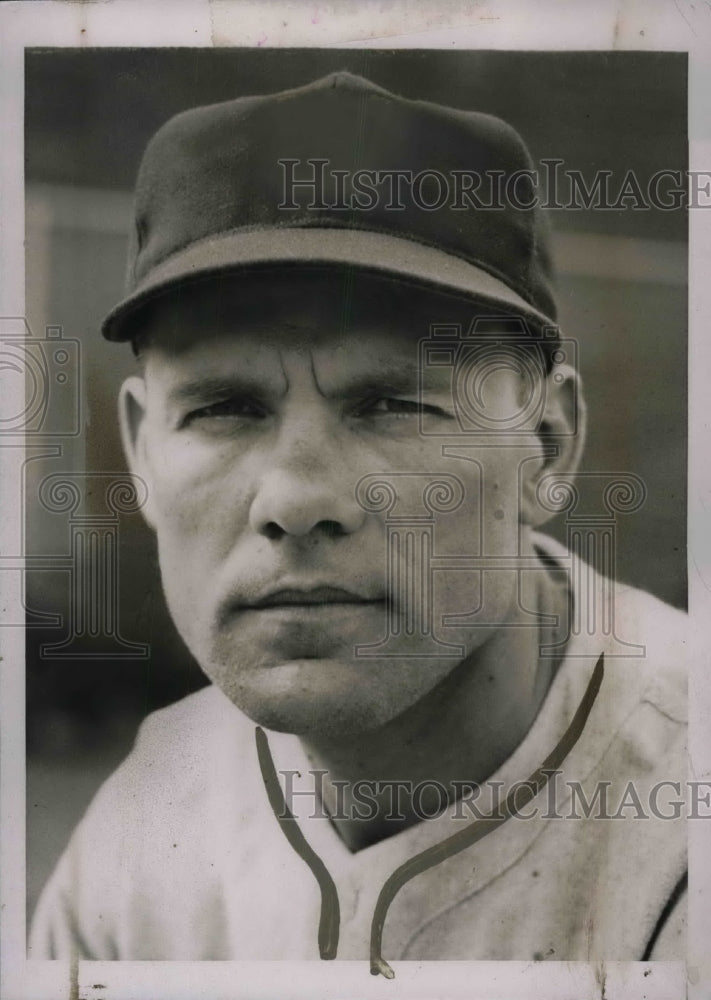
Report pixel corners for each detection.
[102,71,558,341]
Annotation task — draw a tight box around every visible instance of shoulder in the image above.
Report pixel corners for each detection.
[566,581,687,791]
[30,687,260,958]
[50,686,256,857]
[533,531,687,725]
[109,685,257,810]
[610,581,687,725]
[63,687,255,890]
[134,683,254,755]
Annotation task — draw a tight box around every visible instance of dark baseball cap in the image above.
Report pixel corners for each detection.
[102,71,558,341]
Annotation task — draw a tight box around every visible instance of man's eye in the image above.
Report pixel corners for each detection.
[183,398,266,426]
[360,397,450,419]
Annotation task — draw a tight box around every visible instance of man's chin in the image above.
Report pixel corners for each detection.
[208,656,406,738]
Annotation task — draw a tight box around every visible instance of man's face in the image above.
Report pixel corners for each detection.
[121,271,560,737]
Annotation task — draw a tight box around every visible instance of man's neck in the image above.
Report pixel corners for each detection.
[301,550,568,851]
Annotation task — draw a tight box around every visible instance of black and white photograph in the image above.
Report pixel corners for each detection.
[1,4,710,1000]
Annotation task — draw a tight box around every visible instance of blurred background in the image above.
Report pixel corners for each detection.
[24,49,687,923]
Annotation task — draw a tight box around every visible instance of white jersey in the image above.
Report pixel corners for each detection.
[30,538,687,963]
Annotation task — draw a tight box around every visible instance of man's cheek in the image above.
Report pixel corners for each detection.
[149,446,232,534]
[156,529,216,657]
[433,569,482,624]
[150,473,225,619]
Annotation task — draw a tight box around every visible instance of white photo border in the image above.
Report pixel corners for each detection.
[1,2,709,998]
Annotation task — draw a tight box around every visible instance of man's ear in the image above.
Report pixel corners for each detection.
[119,375,157,531]
[520,364,586,528]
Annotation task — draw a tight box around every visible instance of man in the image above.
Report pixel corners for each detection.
[30,71,686,972]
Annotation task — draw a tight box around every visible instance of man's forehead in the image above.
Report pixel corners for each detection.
[147,326,433,400]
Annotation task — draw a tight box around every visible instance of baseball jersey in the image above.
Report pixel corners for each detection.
[29,536,687,963]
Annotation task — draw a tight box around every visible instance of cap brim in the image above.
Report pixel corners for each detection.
[102,227,554,341]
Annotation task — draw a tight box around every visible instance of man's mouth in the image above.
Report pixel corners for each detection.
[244,586,384,610]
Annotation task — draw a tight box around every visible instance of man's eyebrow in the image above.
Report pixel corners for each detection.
[165,362,441,406]
[330,362,439,399]
[166,374,280,405]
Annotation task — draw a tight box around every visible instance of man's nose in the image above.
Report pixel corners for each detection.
[248,429,367,540]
